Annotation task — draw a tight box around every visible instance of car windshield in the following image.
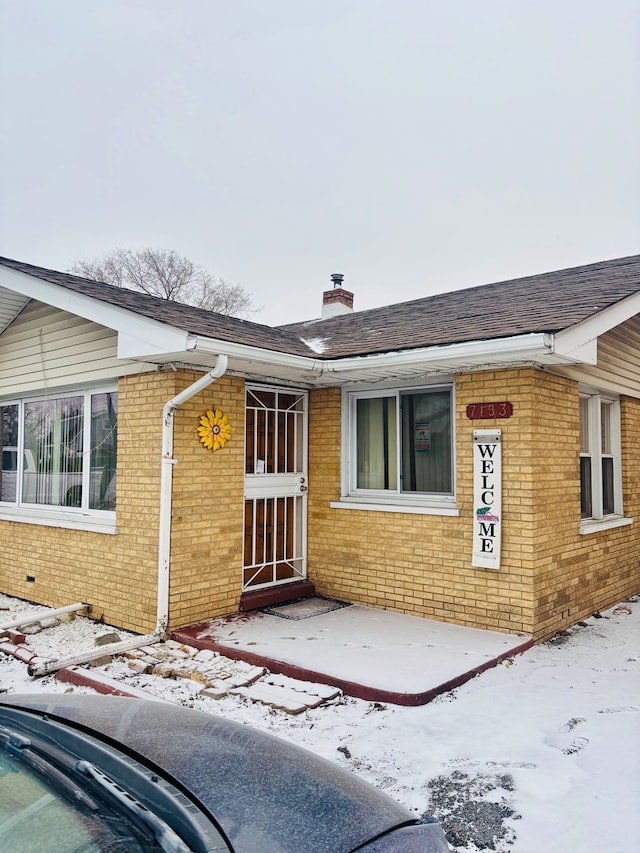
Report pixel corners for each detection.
[0,749,155,852]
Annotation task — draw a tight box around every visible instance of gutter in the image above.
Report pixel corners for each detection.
[127,330,587,388]
[191,332,567,384]
[319,333,557,374]
[29,355,229,677]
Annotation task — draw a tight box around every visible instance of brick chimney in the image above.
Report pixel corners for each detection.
[321,273,354,319]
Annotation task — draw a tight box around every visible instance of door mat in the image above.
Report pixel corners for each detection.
[260,596,351,621]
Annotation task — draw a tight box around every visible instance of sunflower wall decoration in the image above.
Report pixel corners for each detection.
[198,409,231,451]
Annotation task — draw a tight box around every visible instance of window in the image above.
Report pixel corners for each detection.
[348,385,454,506]
[0,389,117,514]
[579,391,621,521]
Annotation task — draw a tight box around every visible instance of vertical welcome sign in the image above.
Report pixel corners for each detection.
[472,429,502,570]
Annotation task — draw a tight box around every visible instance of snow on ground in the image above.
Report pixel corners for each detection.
[1,592,639,853]
[192,603,529,696]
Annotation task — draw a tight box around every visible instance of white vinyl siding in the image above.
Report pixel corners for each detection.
[0,301,153,396]
[0,286,29,334]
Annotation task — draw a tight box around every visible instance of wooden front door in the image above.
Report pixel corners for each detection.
[243,385,308,590]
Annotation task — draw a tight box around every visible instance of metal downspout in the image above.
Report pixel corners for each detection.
[29,355,229,677]
[155,354,228,635]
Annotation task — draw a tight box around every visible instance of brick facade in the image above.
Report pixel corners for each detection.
[2,366,637,641]
[307,368,640,641]
[169,371,245,628]
[0,370,246,634]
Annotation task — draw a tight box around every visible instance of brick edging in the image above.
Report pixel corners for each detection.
[172,627,534,706]
[56,665,171,701]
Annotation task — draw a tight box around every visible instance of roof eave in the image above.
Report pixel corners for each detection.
[553,290,640,359]
[185,332,573,385]
[313,333,563,384]
[0,264,193,355]
[0,261,609,385]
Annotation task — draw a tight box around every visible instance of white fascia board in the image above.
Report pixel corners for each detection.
[0,265,192,356]
[116,328,194,358]
[550,336,598,364]
[192,336,320,371]
[553,291,640,361]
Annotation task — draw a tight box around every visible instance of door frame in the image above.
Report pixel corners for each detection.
[242,383,308,591]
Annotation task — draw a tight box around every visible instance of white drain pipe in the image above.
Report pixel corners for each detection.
[155,354,228,635]
[29,634,166,676]
[0,603,87,632]
[30,355,229,677]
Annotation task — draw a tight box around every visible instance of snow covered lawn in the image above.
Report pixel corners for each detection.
[1,593,638,852]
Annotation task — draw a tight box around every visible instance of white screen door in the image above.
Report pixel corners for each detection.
[243,385,308,590]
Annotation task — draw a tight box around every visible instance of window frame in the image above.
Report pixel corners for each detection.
[579,388,630,534]
[0,384,118,532]
[334,381,459,516]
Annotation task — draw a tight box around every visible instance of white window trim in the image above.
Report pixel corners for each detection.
[330,498,460,516]
[579,388,631,534]
[339,381,458,515]
[579,515,632,535]
[0,382,117,526]
[0,507,118,534]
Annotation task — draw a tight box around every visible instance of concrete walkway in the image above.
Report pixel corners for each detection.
[172,598,533,706]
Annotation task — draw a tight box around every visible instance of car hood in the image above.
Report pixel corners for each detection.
[0,694,446,853]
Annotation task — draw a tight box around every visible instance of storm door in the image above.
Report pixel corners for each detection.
[243,386,308,590]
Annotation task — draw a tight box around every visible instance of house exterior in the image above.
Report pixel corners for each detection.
[0,254,639,643]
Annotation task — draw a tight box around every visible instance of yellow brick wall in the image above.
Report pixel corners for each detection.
[0,370,246,634]
[307,368,640,640]
[3,364,638,642]
[531,386,640,639]
[0,371,175,633]
[169,372,245,628]
[308,373,537,634]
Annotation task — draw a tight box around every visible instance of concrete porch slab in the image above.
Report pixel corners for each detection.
[172,603,533,706]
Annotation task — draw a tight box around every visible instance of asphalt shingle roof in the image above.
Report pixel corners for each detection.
[1,254,639,361]
[279,255,640,358]
[0,257,312,357]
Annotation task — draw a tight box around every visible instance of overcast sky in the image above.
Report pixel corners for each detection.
[1,1,638,325]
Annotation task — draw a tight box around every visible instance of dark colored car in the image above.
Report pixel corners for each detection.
[0,694,449,852]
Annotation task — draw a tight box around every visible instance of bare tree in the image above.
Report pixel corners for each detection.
[70,248,256,317]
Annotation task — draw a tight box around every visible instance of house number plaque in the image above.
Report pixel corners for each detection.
[466,401,512,420]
